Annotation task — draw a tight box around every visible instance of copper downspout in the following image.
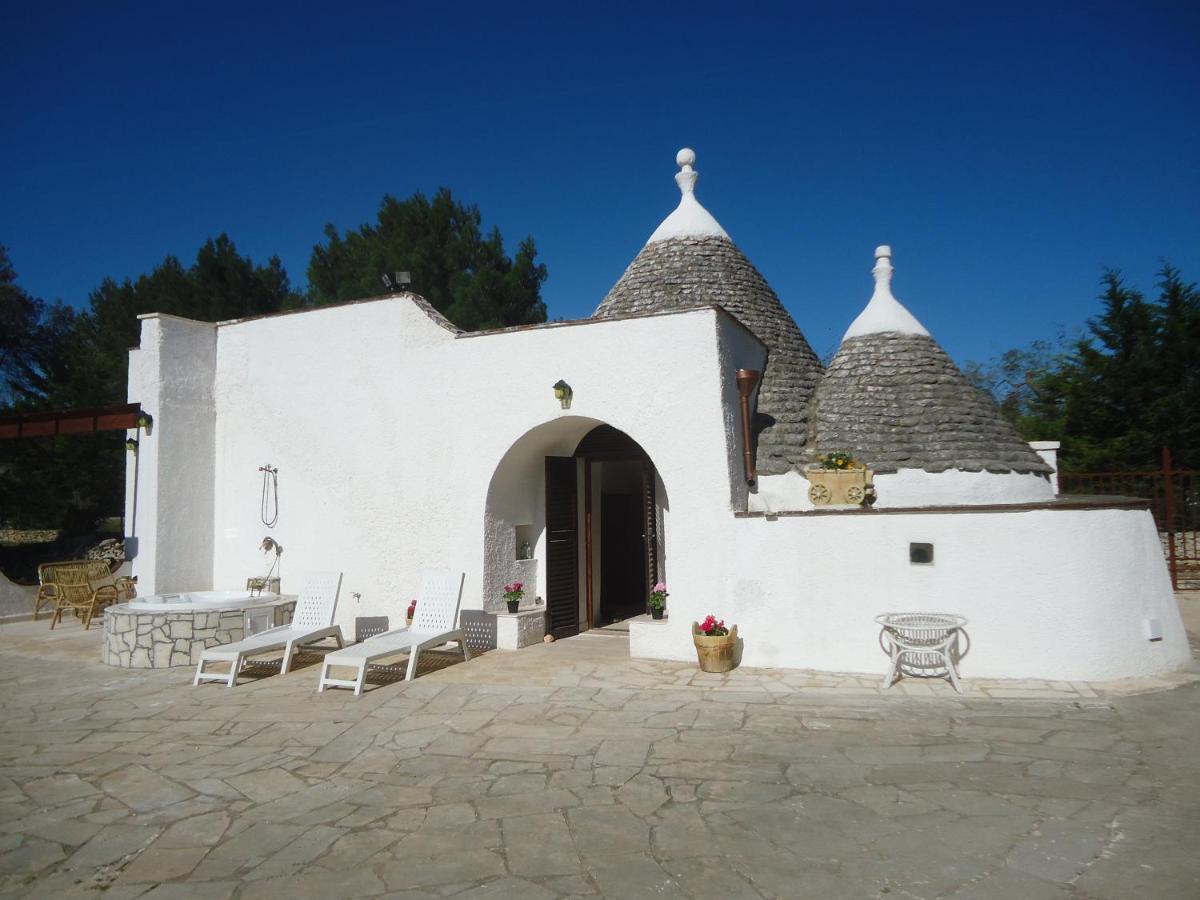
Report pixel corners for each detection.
[736,369,761,484]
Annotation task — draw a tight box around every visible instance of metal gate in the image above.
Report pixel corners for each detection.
[1058,449,1199,590]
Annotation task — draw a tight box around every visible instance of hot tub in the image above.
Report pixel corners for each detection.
[126,590,278,612]
[103,591,296,669]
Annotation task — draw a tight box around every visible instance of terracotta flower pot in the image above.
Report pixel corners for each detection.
[692,623,739,673]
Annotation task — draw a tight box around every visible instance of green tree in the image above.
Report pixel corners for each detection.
[0,238,301,530]
[968,264,1199,472]
[962,336,1070,438]
[307,188,548,331]
[1057,271,1164,470]
[76,235,301,405]
[0,245,79,408]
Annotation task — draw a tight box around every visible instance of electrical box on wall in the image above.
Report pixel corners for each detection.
[910,542,934,565]
[1143,618,1163,642]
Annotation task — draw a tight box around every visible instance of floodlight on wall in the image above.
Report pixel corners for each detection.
[125,437,139,454]
[135,412,153,436]
[381,272,413,292]
[553,380,573,409]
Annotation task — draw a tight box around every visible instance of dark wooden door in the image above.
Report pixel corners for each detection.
[599,493,646,625]
[545,456,580,639]
[642,461,658,605]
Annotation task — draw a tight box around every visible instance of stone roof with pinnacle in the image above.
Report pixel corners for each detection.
[592,150,823,475]
[812,248,1051,475]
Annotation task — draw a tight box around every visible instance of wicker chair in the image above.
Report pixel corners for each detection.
[36,560,136,629]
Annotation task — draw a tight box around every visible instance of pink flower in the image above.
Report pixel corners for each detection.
[698,614,731,637]
[513,582,523,591]
[652,582,666,593]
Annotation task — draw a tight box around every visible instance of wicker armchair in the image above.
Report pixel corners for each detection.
[36,560,136,629]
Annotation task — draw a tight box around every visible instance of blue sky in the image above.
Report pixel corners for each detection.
[3,1,1197,365]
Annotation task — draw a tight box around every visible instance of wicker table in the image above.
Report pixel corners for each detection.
[875,612,968,693]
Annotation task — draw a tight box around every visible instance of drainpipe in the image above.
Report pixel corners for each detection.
[736,369,761,484]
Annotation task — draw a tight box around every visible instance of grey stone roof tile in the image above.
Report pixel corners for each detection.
[593,235,823,475]
[812,332,1052,475]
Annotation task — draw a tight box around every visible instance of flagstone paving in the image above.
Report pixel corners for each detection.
[0,613,1198,899]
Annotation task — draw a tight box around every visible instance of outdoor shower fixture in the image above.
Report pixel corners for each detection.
[258,464,279,528]
[251,536,284,596]
[553,380,573,409]
[736,369,761,484]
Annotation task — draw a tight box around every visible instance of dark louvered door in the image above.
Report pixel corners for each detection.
[642,462,658,603]
[545,456,580,639]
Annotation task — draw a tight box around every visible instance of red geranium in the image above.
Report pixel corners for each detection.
[698,614,729,637]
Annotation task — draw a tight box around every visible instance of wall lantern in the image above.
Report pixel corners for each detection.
[124,437,139,454]
[135,412,153,436]
[553,380,573,409]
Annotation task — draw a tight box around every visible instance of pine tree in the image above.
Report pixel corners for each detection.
[307,188,548,331]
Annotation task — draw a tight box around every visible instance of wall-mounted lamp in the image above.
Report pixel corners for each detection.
[552,380,573,409]
[135,412,153,436]
[125,437,139,454]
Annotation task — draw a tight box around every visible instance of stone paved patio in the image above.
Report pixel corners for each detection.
[1,600,1199,899]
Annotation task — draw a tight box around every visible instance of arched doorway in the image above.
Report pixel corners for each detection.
[542,424,666,637]
[483,419,666,641]
[571,425,661,629]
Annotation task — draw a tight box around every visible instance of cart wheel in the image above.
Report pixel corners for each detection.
[845,485,865,503]
[809,484,831,504]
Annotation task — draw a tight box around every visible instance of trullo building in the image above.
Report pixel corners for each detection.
[123,149,1188,682]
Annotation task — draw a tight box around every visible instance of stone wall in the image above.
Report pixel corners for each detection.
[103,599,295,668]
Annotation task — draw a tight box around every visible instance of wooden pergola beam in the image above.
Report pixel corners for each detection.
[0,402,143,440]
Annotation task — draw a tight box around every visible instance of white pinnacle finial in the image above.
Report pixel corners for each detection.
[646,147,728,243]
[675,147,698,197]
[873,245,894,284]
[842,244,930,340]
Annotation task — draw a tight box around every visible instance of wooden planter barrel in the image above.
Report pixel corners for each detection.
[691,623,739,673]
[803,466,874,506]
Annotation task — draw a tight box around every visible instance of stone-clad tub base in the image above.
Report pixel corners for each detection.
[103,596,296,668]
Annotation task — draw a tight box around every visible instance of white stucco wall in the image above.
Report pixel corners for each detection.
[125,314,217,595]
[751,466,1054,511]
[127,296,1187,683]
[633,503,1189,681]
[130,298,762,632]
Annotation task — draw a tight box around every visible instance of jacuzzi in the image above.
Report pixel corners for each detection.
[125,590,279,612]
[104,591,295,669]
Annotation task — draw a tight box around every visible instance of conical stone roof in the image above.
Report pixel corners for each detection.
[593,150,822,475]
[812,248,1051,475]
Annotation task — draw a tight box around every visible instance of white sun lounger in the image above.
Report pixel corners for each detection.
[193,572,344,687]
[317,570,468,695]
